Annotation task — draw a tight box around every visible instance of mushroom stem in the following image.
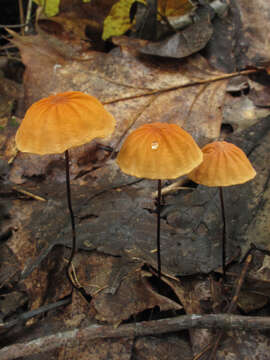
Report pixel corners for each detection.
[156,179,162,278]
[65,150,77,287]
[219,187,227,278]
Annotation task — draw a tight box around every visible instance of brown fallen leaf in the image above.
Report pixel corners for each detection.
[235,0,270,68]
[7,29,231,184]
[203,0,270,73]
[237,290,268,313]
[134,335,193,360]
[68,252,182,324]
[139,18,213,59]
[0,244,20,288]
[223,96,270,134]
[58,337,134,360]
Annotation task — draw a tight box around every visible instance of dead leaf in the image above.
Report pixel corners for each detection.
[139,18,213,58]
[58,338,133,360]
[235,0,270,68]
[214,330,270,360]
[249,83,270,107]
[7,30,230,184]
[34,0,61,17]
[0,244,20,288]
[134,335,193,360]
[102,0,195,41]
[204,0,270,72]
[223,96,270,133]
[237,290,268,313]
[236,120,270,256]
[1,2,270,358]
[35,251,182,325]
[160,0,194,18]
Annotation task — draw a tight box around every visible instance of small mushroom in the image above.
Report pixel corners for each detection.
[117,122,203,278]
[15,91,115,287]
[188,141,256,277]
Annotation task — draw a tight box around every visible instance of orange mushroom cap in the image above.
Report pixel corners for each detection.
[188,141,256,186]
[116,122,203,180]
[15,91,115,155]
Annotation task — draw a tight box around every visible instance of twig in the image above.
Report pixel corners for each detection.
[12,187,47,202]
[193,344,212,360]
[151,178,191,198]
[208,254,253,360]
[18,0,25,35]
[1,313,270,360]
[227,255,253,313]
[193,255,253,360]
[0,24,28,28]
[25,0,33,33]
[0,297,71,330]
[103,69,259,105]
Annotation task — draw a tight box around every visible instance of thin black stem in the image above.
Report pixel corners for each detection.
[65,150,77,287]
[156,179,162,278]
[219,187,227,278]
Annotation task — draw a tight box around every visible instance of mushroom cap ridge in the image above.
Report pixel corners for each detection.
[15,91,115,155]
[117,122,203,180]
[188,141,256,186]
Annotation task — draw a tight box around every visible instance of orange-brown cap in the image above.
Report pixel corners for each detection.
[15,91,115,155]
[188,141,256,186]
[116,122,203,180]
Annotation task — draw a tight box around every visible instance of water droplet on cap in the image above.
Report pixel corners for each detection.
[151,141,159,150]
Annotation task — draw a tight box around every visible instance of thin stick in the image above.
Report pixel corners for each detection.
[193,255,253,360]
[227,254,253,313]
[25,0,33,33]
[0,297,71,330]
[219,187,226,277]
[18,0,25,35]
[208,254,253,360]
[1,313,270,360]
[103,69,259,105]
[65,150,77,288]
[156,179,162,278]
[151,178,191,198]
[12,187,46,202]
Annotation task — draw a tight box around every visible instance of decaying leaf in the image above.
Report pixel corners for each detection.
[76,253,182,323]
[102,0,195,41]
[235,0,270,68]
[58,337,134,360]
[102,0,137,40]
[5,26,269,286]
[0,244,20,288]
[248,83,270,107]
[134,335,193,360]
[203,0,270,72]
[223,96,270,133]
[1,3,270,358]
[215,331,270,360]
[6,30,230,185]
[140,18,213,58]
[34,0,61,17]
[237,120,270,256]
[159,0,194,18]
[237,290,268,313]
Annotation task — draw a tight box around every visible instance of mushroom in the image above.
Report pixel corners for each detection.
[116,122,203,278]
[15,91,115,287]
[188,141,256,277]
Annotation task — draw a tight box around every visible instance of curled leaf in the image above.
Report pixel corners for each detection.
[33,0,61,17]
